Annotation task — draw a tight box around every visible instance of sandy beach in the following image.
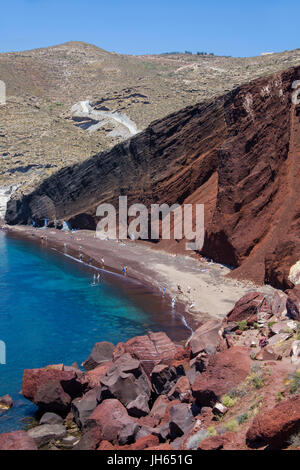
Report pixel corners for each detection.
[2,225,277,327]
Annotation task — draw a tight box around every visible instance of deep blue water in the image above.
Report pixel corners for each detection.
[0,231,189,432]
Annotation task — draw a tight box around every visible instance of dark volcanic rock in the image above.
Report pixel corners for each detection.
[72,386,101,428]
[39,412,64,426]
[82,342,114,371]
[127,394,150,418]
[169,403,194,440]
[150,364,177,396]
[98,353,151,408]
[27,424,67,447]
[286,285,300,321]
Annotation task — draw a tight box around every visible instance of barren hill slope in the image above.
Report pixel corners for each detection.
[1,41,300,198]
[6,66,300,290]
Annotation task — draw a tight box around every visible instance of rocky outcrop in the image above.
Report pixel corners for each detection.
[227,292,272,325]
[22,365,85,415]
[246,395,300,449]
[192,346,251,406]
[6,66,300,289]
[286,285,300,320]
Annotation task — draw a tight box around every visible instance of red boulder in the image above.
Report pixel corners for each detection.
[0,431,37,450]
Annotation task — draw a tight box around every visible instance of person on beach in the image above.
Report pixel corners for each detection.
[162,287,166,296]
[171,297,176,308]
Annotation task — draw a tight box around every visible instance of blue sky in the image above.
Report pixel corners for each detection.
[0,0,299,57]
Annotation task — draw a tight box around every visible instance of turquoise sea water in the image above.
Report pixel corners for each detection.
[0,231,190,433]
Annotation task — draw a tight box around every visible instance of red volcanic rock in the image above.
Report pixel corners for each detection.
[0,431,37,450]
[85,399,136,443]
[34,380,72,414]
[146,443,173,450]
[192,346,251,406]
[150,395,170,422]
[286,286,300,321]
[81,361,112,389]
[246,395,300,449]
[9,68,300,289]
[129,435,159,450]
[198,435,225,451]
[168,376,191,402]
[189,320,221,357]
[22,365,84,414]
[197,432,236,451]
[74,427,102,450]
[97,440,115,450]
[22,366,81,401]
[119,332,178,375]
[227,292,271,325]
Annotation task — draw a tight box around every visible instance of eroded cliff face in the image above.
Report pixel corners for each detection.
[6,67,300,289]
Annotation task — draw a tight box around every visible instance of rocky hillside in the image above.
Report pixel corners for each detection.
[6,66,300,290]
[1,287,300,450]
[1,41,300,197]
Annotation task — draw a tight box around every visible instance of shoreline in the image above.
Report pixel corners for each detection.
[2,224,277,328]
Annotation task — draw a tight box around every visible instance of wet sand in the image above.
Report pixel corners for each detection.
[2,225,277,327]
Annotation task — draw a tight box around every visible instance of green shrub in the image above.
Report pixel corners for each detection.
[222,394,238,408]
[289,371,300,394]
[237,412,249,425]
[224,419,239,432]
[237,320,248,331]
